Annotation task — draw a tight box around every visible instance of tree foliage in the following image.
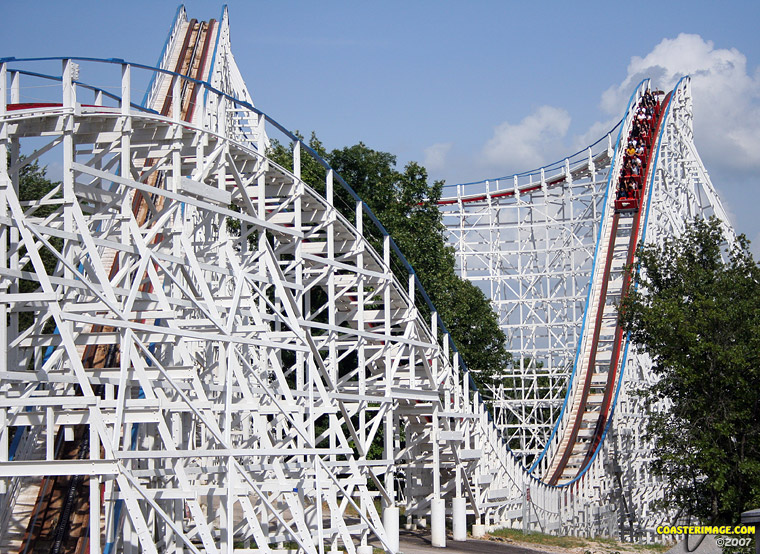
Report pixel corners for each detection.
[621,217,760,523]
[269,134,512,393]
[14,158,61,331]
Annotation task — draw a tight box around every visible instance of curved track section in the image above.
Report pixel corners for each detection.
[0,57,431,553]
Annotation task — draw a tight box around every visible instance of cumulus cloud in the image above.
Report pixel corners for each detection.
[600,33,760,174]
[423,142,453,172]
[592,33,760,252]
[572,117,620,153]
[435,32,759,218]
[480,106,571,172]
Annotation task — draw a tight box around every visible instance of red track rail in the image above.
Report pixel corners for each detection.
[581,90,674,466]
[547,91,671,485]
[437,178,567,206]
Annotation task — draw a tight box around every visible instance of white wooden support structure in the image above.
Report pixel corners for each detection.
[0,7,736,551]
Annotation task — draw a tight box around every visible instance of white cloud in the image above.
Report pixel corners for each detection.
[572,117,620,154]
[434,32,759,218]
[480,106,571,171]
[600,33,760,175]
[423,142,453,172]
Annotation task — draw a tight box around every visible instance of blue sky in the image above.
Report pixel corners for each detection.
[2,1,759,247]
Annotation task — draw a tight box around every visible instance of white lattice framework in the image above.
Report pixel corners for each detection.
[440,126,616,459]
[0,7,735,552]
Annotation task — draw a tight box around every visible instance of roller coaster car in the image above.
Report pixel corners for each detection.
[615,197,639,212]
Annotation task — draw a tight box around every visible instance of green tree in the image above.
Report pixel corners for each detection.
[14,158,62,331]
[329,142,513,393]
[621,217,760,523]
[269,135,513,393]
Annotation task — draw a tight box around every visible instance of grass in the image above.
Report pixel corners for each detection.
[488,527,588,549]
[486,527,672,553]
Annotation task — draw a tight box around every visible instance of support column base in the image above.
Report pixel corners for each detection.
[383,506,400,553]
[452,497,467,541]
[431,498,446,548]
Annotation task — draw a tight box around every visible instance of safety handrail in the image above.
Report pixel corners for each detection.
[440,119,621,199]
[6,68,158,114]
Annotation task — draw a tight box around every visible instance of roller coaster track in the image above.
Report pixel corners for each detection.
[437,82,666,489]
[540,89,671,486]
[0,6,735,553]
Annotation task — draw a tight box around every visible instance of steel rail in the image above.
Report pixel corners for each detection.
[527,79,650,476]
[546,89,670,485]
